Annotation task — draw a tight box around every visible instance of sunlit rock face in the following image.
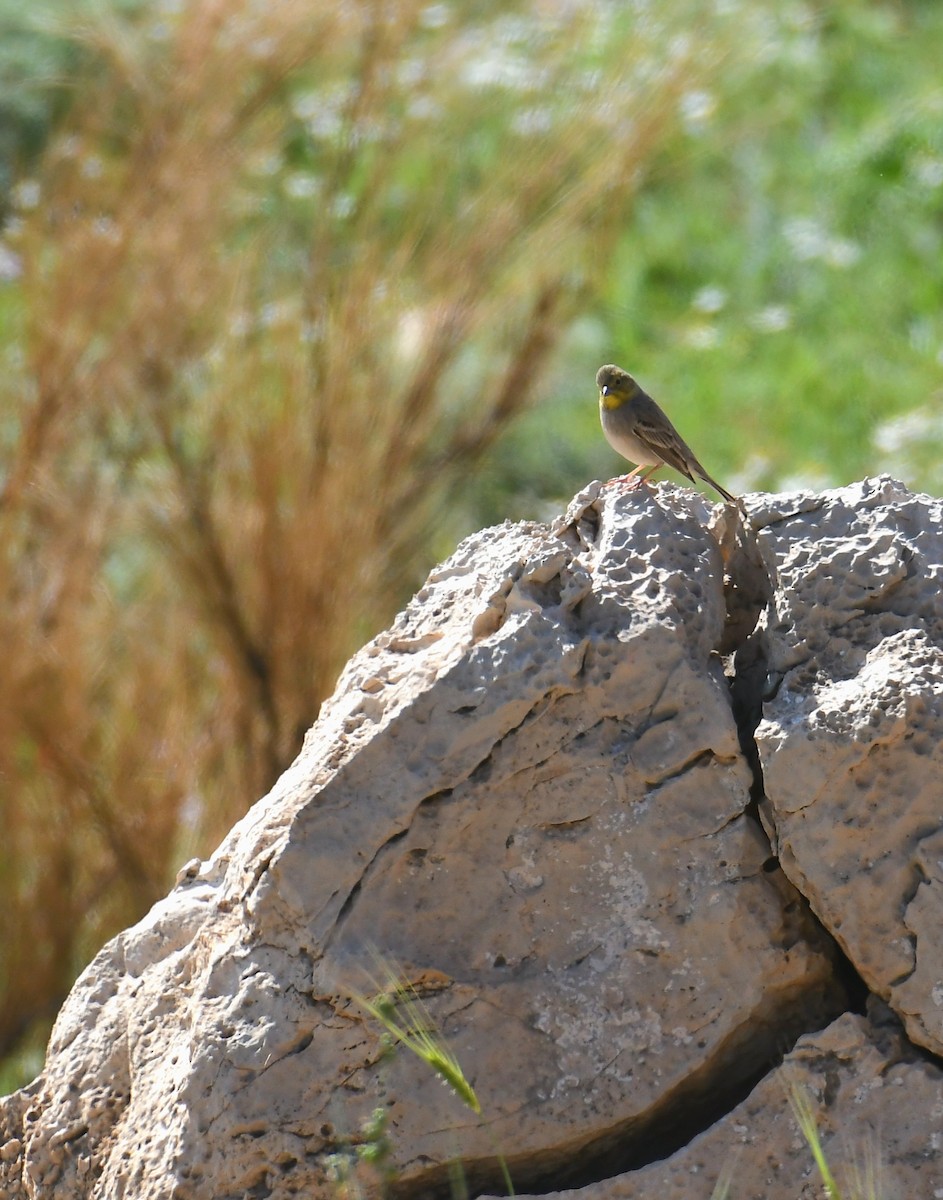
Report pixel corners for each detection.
[749,479,943,1059]
[3,476,942,1200]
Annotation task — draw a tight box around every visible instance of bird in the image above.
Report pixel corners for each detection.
[596,364,736,503]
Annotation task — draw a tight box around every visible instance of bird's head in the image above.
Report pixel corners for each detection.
[596,364,639,408]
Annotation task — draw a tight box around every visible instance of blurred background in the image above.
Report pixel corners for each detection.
[0,0,941,1088]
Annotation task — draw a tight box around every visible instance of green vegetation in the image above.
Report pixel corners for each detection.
[324,1105,398,1199]
[330,979,884,1198]
[789,1082,882,1200]
[350,974,482,1117]
[345,962,514,1196]
[0,0,941,1092]
[493,1,943,520]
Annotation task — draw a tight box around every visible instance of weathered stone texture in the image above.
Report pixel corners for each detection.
[2,476,942,1199]
[753,478,943,1058]
[489,1002,943,1199]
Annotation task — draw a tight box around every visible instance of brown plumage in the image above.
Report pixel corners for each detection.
[596,364,735,503]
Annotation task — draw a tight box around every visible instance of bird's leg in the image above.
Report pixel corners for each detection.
[636,463,663,486]
[610,462,665,493]
[613,464,646,491]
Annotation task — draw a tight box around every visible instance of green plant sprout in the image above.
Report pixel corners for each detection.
[789,1083,843,1200]
[350,973,481,1116]
[347,960,514,1196]
[325,1105,395,1200]
[787,1081,882,1200]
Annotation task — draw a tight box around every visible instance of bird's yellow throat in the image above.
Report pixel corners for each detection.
[600,392,626,411]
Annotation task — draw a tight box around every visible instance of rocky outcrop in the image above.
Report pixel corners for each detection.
[750,480,943,1059]
[2,476,942,1199]
[494,1000,942,1200]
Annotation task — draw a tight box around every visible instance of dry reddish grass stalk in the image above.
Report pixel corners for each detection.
[0,0,728,1062]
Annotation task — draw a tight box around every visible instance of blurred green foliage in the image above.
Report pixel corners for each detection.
[0,0,146,209]
[481,1,943,525]
[0,0,69,205]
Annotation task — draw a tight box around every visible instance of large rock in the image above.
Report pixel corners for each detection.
[1,476,941,1199]
[489,1000,943,1199]
[750,478,943,1057]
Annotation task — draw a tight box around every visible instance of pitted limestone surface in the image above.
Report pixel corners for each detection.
[752,477,943,1057]
[482,1004,943,1199]
[11,480,942,1199]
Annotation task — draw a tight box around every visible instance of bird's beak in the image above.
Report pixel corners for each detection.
[600,385,609,396]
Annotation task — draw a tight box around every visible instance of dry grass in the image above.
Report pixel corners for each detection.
[0,0,734,1066]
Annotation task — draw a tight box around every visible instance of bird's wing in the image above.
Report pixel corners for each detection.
[633,396,697,482]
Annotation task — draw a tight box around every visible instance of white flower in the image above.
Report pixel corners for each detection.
[824,237,861,269]
[512,107,554,136]
[783,216,828,260]
[691,285,728,314]
[873,407,943,455]
[283,173,320,199]
[783,216,860,269]
[11,179,40,210]
[683,324,719,349]
[912,154,943,188]
[680,89,716,132]
[750,305,792,333]
[420,3,449,29]
[0,243,21,281]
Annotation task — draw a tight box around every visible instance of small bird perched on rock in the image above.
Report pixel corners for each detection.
[596,363,736,503]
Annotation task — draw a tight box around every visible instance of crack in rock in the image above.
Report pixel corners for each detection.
[7,480,943,1200]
